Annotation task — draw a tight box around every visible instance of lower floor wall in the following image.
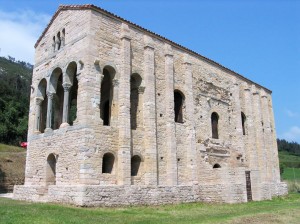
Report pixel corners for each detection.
[13,181,288,207]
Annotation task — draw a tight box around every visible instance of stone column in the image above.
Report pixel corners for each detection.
[34,97,44,133]
[61,83,72,127]
[117,23,131,186]
[143,35,158,185]
[252,85,266,182]
[243,85,258,170]
[45,91,54,132]
[164,44,178,185]
[183,54,197,184]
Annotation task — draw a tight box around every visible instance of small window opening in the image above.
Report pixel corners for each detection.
[211,112,219,139]
[100,68,114,126]
[131,155,141,176]
[57,32,61,50]
[213,163,221,169]
[102,153,115,174]
[130,74,142,129]
[241,112,246,135]
[174,90,184,123]
[103,101,110,126]
[52,74,64,130]
[52,36,56,52]
[62,28,65,46]
[46,154,56,185]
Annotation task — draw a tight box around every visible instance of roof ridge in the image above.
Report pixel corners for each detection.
[34,4,271,93]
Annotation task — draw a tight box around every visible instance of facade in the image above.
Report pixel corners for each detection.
[14,4,287,206]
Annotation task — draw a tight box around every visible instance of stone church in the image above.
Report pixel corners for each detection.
[14,4,287,206]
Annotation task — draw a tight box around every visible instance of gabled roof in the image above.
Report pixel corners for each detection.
[35,4,271,93]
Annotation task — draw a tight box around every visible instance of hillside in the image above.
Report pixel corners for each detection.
[0,56,32,145]
[0,144,26,193]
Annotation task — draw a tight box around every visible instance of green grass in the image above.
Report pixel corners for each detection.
[282,167,300,181]
[0,194,300,224]
[0,143,25,152]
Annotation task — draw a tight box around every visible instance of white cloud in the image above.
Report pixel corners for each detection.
[0,10,50,63]
[280,126,300,143]
[285,109,299,118]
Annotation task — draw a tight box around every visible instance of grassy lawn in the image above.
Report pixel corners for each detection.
[0,194,300,224]
[282,167,300,181]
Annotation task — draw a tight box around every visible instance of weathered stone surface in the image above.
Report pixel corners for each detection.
[14,4,287,206]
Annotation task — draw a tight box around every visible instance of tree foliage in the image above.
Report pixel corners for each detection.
[0,56,32,145]
[277,138,300,156]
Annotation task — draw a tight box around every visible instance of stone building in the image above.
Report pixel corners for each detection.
[14,4,287,206]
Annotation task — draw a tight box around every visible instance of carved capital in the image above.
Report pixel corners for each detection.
[62,83,72,92]
[35,97,44,106]
[46,91,54,99]
[112,79,119,87]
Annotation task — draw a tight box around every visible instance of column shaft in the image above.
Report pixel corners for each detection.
[45,92,53,131]
[61,83,72,126]
[35,98,43,132]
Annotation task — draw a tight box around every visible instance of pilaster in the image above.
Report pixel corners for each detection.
[164,44,177,185]
[143,35,158,185]
[117,23,131,186]
[252,85,266,182]
[261,90,272,182]
[243,85,258,169]
[268,96,281,182]
[183,54,197,184]
[232,81,244,158]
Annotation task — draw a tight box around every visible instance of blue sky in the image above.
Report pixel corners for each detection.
[0,0,299,143]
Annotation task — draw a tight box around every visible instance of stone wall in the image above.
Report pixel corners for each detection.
[14,5,287,206]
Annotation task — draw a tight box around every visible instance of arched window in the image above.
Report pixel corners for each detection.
[131,155,141,176]
[46,154,56,185]
[211,112,219,139]
[37,79,47,133]
[61,28,65,46]
[174,90,184,123]
[52,36,56,52]
[100,67,115,126]
[213,163,221,169]
[49,67,64,130]
[241,112,246,136]
[57,32,61,50]
[52,74,64,130]
[102,153,115,174]
[130,74,142,130]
